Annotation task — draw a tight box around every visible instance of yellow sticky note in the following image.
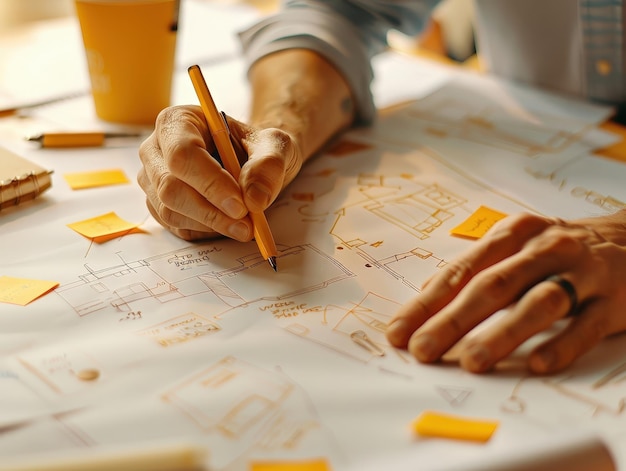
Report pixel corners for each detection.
[67,211,144,243]
[250,459,331,471]
[0,276,59,306]
[450,205,508,239]
[64,168,129,189]
[412,410,499,442]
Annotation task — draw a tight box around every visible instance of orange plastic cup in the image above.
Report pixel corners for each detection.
[74,0,179,125]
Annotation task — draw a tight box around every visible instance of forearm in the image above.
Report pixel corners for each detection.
[248,48,356,162]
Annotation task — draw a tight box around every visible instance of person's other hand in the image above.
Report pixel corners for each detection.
[386,211,626,374]
[138,105,302,241]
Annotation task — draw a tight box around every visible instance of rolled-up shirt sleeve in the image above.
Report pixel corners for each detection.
[238,0,440,124]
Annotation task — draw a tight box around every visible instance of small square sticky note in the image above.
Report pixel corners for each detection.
[67,211,144,243]
[450,205,508,239]
[412,410,499,442]
[250,459,331,471]
[0,276,59,306]
[64,168,129,190]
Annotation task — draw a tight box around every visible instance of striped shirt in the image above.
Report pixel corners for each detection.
[239,1,626,122]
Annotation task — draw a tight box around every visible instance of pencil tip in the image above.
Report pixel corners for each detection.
[268,256,277,272]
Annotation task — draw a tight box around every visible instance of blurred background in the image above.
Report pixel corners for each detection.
[0,0,476,63]
[0,0,74,31]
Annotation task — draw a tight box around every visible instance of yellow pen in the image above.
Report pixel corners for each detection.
[26,132,142,148]
[188,64,278,271]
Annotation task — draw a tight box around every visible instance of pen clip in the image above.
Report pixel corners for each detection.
[220,111,231,135]
[219,111,248,167]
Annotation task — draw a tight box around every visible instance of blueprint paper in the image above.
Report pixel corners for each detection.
[1,53,626,471]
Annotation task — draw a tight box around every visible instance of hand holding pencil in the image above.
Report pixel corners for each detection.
[187,64,278,271]
[137,64,303,267]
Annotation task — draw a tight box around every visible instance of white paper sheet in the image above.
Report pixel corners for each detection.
[1,23,626,471]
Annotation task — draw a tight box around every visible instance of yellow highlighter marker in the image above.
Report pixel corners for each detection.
[188,64,278,271]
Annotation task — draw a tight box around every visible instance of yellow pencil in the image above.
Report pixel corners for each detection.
[26,132,142,148]
[188,64,278,271]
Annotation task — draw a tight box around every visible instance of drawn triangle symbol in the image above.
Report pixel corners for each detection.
[436,385,472,406]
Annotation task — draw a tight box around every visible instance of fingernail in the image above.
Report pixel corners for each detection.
[463,344,491,372]
[385,318,407,345]
[530,350,556,373]
[247,183,272,208]
[409,334,437,362]
[222,197,247,219]
[228,221,251,241]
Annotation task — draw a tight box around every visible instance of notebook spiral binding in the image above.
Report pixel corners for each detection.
[0,171,43,211]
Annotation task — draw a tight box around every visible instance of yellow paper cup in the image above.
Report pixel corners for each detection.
[74,0,179,125]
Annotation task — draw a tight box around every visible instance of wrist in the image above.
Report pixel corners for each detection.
[248,49,355,161]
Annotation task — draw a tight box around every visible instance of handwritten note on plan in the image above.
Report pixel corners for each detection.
[450,205,508,239]
[0,276,59,306]
[63,168,129,190]
[67,211,144,243]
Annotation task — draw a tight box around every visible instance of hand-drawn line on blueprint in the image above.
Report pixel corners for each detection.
[331,178,466,242]
[161,356,323,469]
[436,385,473,407]
[399,84,597,158]
[55,243,354,318]
[284,292,413,367]
[502,362,626,419]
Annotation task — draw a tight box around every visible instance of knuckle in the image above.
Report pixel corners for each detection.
[163,141,191,175]
[407,297,434,321]
[157,203,178,226]
[477,270,515,302]
[155,173,180,207]
[509,212,541,227]
[503,212,545,233]
[200,210,220,231]
[196,176,222,201]
[440,259,475,290]
[155,105,185,127]
[529,228,585,258]
[442,314,466,337]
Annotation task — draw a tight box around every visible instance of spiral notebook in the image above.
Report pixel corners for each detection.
[0,145,52,211]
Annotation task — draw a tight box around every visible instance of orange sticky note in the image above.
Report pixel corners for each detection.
[250,459,331,471]
[450,205,508,239]
[0,276,59,306]
[412,410,499,442]
[64,168,129,189]
[67,211,144,243]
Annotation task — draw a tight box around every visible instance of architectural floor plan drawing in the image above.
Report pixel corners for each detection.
[400,82,600,158]
[157,356,329,470]
[3,74,626,471]
[54,242,354,321]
